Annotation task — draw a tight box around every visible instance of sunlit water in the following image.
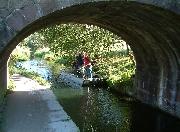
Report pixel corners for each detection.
[17,60,52,80]
[18,60,180,132]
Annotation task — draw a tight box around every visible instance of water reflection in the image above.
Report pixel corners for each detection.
[84,88,131,131]
[96,89,131,131]
[17,60,52,80]
[54,86,132,132]
[54,86,180,132]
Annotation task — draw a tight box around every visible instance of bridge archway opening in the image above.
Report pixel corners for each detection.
[9,23,136,92]
[0,1,180,117]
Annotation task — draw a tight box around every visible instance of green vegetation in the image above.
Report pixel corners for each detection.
[8,46,48,86]
[7,79,15,93]
[10,46,30,62]
[10,66,48,86]
[8,46,31,75]
[9,24,136,94]
[38,24,135,93]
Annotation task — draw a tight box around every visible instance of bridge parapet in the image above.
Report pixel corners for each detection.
[0,0,180,18]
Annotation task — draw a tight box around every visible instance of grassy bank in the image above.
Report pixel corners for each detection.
[9,66,49,86]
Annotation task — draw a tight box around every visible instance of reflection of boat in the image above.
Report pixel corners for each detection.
[82,76,107,87]
[59,71,107,88]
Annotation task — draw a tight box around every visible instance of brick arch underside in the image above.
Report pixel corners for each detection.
[0,1,180,117]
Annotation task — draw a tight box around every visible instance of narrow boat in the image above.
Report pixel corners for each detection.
[59,71,107,88]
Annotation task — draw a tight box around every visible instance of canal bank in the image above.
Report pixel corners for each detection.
[2,74,79,132]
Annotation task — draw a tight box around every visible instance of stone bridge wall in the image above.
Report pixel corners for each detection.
[0,0,180,118]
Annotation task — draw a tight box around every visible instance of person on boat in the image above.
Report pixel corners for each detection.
[72,52,83,76]
[83,52,92,80]
[76,52,83,69]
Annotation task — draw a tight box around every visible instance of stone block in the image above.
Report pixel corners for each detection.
[0,18,5,36]
[0,9,9,18]
[46,100,63,111]
[18,4,39,24]
[6,10,28,32]
[47,119,79,132]
[0,0,8,8]
[6,0,34,12]
[0,20,15,51]
[176,84,180,101]
[0,63,7,92]
[39,89,56,101]
[175,102,180,118]
[48,110,70,122]
[56,0,75,9]
[38,0,58,15]
[0,40,6,52]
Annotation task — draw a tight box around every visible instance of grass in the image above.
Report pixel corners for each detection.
[9,66,49,86]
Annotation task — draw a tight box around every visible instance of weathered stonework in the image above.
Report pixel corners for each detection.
[0,0,179,119]
[0,63,7,107]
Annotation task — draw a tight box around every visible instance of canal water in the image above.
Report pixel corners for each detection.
[18,60,180,132]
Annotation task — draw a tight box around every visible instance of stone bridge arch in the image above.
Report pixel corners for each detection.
[0,0,180,118]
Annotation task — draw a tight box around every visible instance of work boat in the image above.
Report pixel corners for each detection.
[59,70,106,88]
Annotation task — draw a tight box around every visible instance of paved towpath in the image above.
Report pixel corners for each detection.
[3,74,79,132]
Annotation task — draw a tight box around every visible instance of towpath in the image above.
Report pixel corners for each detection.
[2,74,79,132]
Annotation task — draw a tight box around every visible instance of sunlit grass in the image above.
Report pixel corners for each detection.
[9,66,49,86]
